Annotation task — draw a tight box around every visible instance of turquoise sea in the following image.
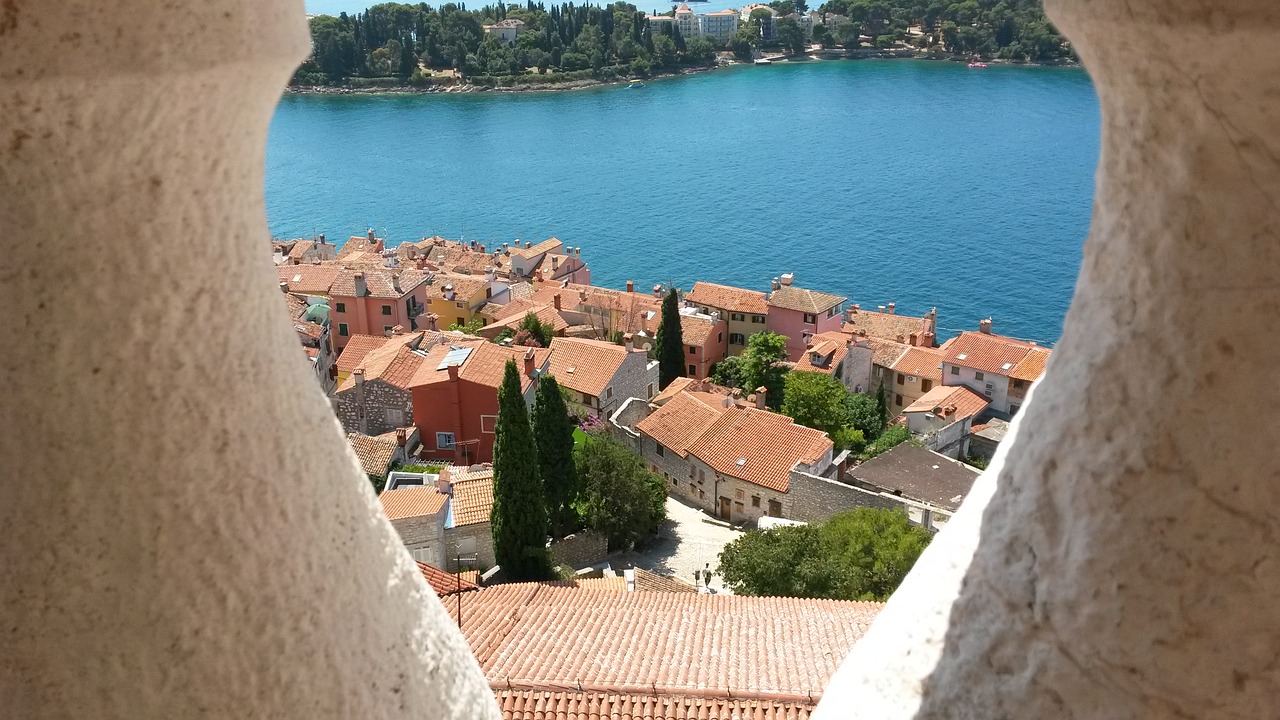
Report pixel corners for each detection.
[266,60,1099,344]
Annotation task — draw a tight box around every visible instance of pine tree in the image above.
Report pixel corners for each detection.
[491,360,552,580]
[875,381,889,430]
[533,375,579,538]
[655,287,685,390]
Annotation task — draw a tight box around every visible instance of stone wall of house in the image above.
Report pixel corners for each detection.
[787,471,902,523]
[390,513,444,548]
[442,523,495,571]
[607,397,650,452]
[336,380,414,436]
[844,341,874,394]
[921,419,970,459]
[600,354,659,418]
[549,531,608,568]
[968,433,1000,461]
[639,432,702,506]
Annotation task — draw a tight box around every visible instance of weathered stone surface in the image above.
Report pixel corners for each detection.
[0,1,497,717]
[815,1,1280,718]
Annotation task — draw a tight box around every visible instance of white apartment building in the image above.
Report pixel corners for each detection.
[699,10,740,43]
[675,4,699,38]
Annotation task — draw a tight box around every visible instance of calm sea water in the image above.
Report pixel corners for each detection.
[266,60,1099,343]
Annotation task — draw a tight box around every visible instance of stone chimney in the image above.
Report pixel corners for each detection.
[353,272,368,298]
[909,332,918,345]
[523,347,537,377]
[278,281,289,293]
[623,333,634,352]
[754,386,767,410]
[436,468,452,495]
[353,368,365,386]
[878,305,886,313]
[979,317,993,334]
[446,363,460,381]
[318,233,326,245]
[653,284,663,298]
[427,313,439,331]
[888,302,896,315]
[626,280,634,293]
[771,277,781,291]
[896,334,905,343]
[395,428,406,447]
[553,293,562,311]
[367,228,375,242]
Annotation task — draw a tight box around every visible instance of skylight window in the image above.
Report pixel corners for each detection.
[736,458,747,467]
[957,353,968,360]
[1002,362,1014,370]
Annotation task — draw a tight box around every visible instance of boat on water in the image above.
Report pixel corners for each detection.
[627,79,646,88]
[754,58,772,65]
[968,61,989,68]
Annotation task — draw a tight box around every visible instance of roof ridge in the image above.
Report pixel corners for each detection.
[490,680,821,705]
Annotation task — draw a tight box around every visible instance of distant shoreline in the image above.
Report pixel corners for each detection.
[285,53,1081,97]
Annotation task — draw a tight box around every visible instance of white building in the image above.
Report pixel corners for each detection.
[699,10,740,43]
[674,3,699,38]
[482,18,525,44]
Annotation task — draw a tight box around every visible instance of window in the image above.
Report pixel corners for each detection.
[435,432,456,450]
[921,379,933,392]
[671,477,678,486]
[896,373,905,385]
[718,332,723,342]
[698,468,706,483]
[338,323,349,336]
[827,307,838,318]
[767,499,782,517]
[335,302,346,313]
[803,313,817,324]
[731,312,744,321]
[385,408,404,426]
[735,489,744,500]
[485,287,492,299]
[975,371,985,381]
[606,387,613,399]
[895,393,904,406]
[411,547,433,563]
[699,489,705,500]
[655,442,665,457]
[1009,404,1021,416]
[950,366,959,376]
[381,304,392,315]
[688,346,697,355]
[752,495,760,508]
[688,364,697,375]
[457,536,476,555]
[456,317,465,327]
[480,415,497,434]
[1013,379,1026,390]
[734,501,744,513]
[647,383,655,398]
[729,333,745,345]
[751,315,765,324]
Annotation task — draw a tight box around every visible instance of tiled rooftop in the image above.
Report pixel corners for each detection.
[865,337,911,369]
[408,341,547,393]
[685,406,832,492]
[335,332,423,376]
[941,331,1037,376]
[636,391,729,458]
[547,337,634,398]
[492,690,815,720]
[347,432,400,476]
[842,307,930,343]
[793,333,849,375]
[633,567,697,593]
[448,583,882,702]
[890,346,946,382]
[1010,346,1052,382]
[685,281,770,315]
[379,485,449,521]
[508,237,562,259]
[450,471,494,527]
[767,285,845,315]
[418,561,479,597]
[277,264,340,295]
[903,384,989,421]
[680,313,719,348]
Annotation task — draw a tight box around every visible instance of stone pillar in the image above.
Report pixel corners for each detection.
[0,2,497,717]
[816,1,1280,717]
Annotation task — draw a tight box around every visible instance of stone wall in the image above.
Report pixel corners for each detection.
[390,512,445,548]
[336,379,413,436]
[549,531,608,568]
[787,471,902,523]
[442,523,495,571]
[600,353,659,418]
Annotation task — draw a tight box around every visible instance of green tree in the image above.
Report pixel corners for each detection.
[655,288,685,389]
[782,371,856,446]
[532,375,580,538]
[491,360,553,580]
[845,391,884,440]
[449,316,486,334]
[874,381,889,429]
[709,355,746,388]
[717,507,931,600]
[574,431,667,550]
[514,311,554,348]
[857,422,911,461]
[741,331,789,408]
[812,22,835,48]
[775,16,807,54]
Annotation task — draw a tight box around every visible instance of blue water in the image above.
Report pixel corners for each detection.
[266,60,1099,344]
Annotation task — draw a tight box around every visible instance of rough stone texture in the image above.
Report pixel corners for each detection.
[0,2,499,717]
[549,531,609,569]
[787,471,903,523]
[336,379,414,436]
[815,1,1280,718]
[443,523,496,571]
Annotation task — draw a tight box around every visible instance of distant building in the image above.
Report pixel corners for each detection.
[328,267,434,351]
[685,281,770,356]
[676,307,729,380]
[902,384,989,458]
[846,443,980,529]
[842,303,938,347]
[547,337,658,418]
[739,4,777,42]
[379,465,497,571]
[699,9,740,43]
[646,13,675,32]
[764,274,846,360]
[940,319,1052,418]
[887,345,947,415]
[483,18,525,44]
[674,3,699,38]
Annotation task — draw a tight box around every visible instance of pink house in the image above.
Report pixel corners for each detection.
[764,275,846,360]
[329,268,434,352]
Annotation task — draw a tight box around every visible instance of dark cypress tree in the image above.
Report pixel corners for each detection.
[656,288,685,390]
[875,381,889,430]
[532,375,579,539]
[491,360,552,580]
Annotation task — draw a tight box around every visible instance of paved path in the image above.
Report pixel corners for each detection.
[616,497,744,593]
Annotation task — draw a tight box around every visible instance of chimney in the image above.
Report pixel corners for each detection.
[485,266,496,282]
[653,284,663,298]
[395,428,407,447]
[536,269,545,283]
[771,277,781,291]
[780,273,794,286]
[447,363,460,381]
[353,272,368,297]
[896,334,905,343]
[367,228,375,242]
[878,305,886,313]
[385,326,394,337]
[391,325,404,335]
[553,293,562,311]
[525,241,533,249]
[523,347,537,376]
[427,313,440,331]
[979,317,993,334]
[623,333,634,352]
[722,395,733,408]
[318,233,326,245]
[579,290,588,302]
[353,368,365,386]
[436,472,452,496]
[479,244,486,254]
[551,256,560,271]
[909,332,918,345]
[575,247,582,258]
[887,302,896,315]
[626,280,635,293]
[754,386,767,410]
[278,281,289,293]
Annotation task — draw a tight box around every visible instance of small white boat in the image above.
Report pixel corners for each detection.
[627,79,646,88]
[754,58,772,65]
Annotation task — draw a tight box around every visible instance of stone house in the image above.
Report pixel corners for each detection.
[791,330,875,394]
[547,337,658,418]
[841,303,938,347]
[336,338,432,437]
[378,466,497,572]
[845,444,981,529]
[632,390,835,525]
[685,280,770,356]
[273,234,337,265]
[482,18,526,44]
[379,484,451,567]
[531,282,659,340]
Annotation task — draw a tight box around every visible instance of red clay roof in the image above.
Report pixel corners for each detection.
[890,346,946,383]
[379,486,449,520]
[680,313,720,348]
[508,237,563,259]
[685,281,770,315]
[865,337,911,369]
[451,471,494,527]
[448,583,881,702]
[418,561,479,597]
[767,286,845,315]
[547,337,635,398]
[1009,346,1051,382]
[941,332,1036,376]
[330,268,431,299]
[408,341,548,393]
[278,264,341,295]
[336,333,423,375]
[636,391,729,458]
[842,308,930,343]
[793,335,848,375]
[347,433,400,476]
[685,406,832,492]
[493,690,814,720]
[633,568,697,593]
[903,384,989,421]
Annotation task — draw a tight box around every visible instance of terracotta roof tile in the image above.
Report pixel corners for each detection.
[547,337,635,398]
[685,281,769,315]
[508,237,563,259]
[330,267,431,299]
[793,335,848,375]
[483,304,570,334]
[379,485,449,521]
[337,335,431,392]
[336,333,422,375]
[865,337,910,369]
[451,472,494,527]
[278,264,341,295]
[843,308,930,343]
[903,384,989,421]
[941,332,1035,376]
[1010,346,1052,382]
[286,239,315,260]
[493,690,814,720]
[890,346,946,383]
[636,392,729,457]
[767,286,845,315]
[408,341,548,393]
[685,407,833,492]
[423,272,490,302]
[418,561,479,597]
[680,313,718,348]
[448,584,882,701]
[348,432,400,476]
[633,568,697,593]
